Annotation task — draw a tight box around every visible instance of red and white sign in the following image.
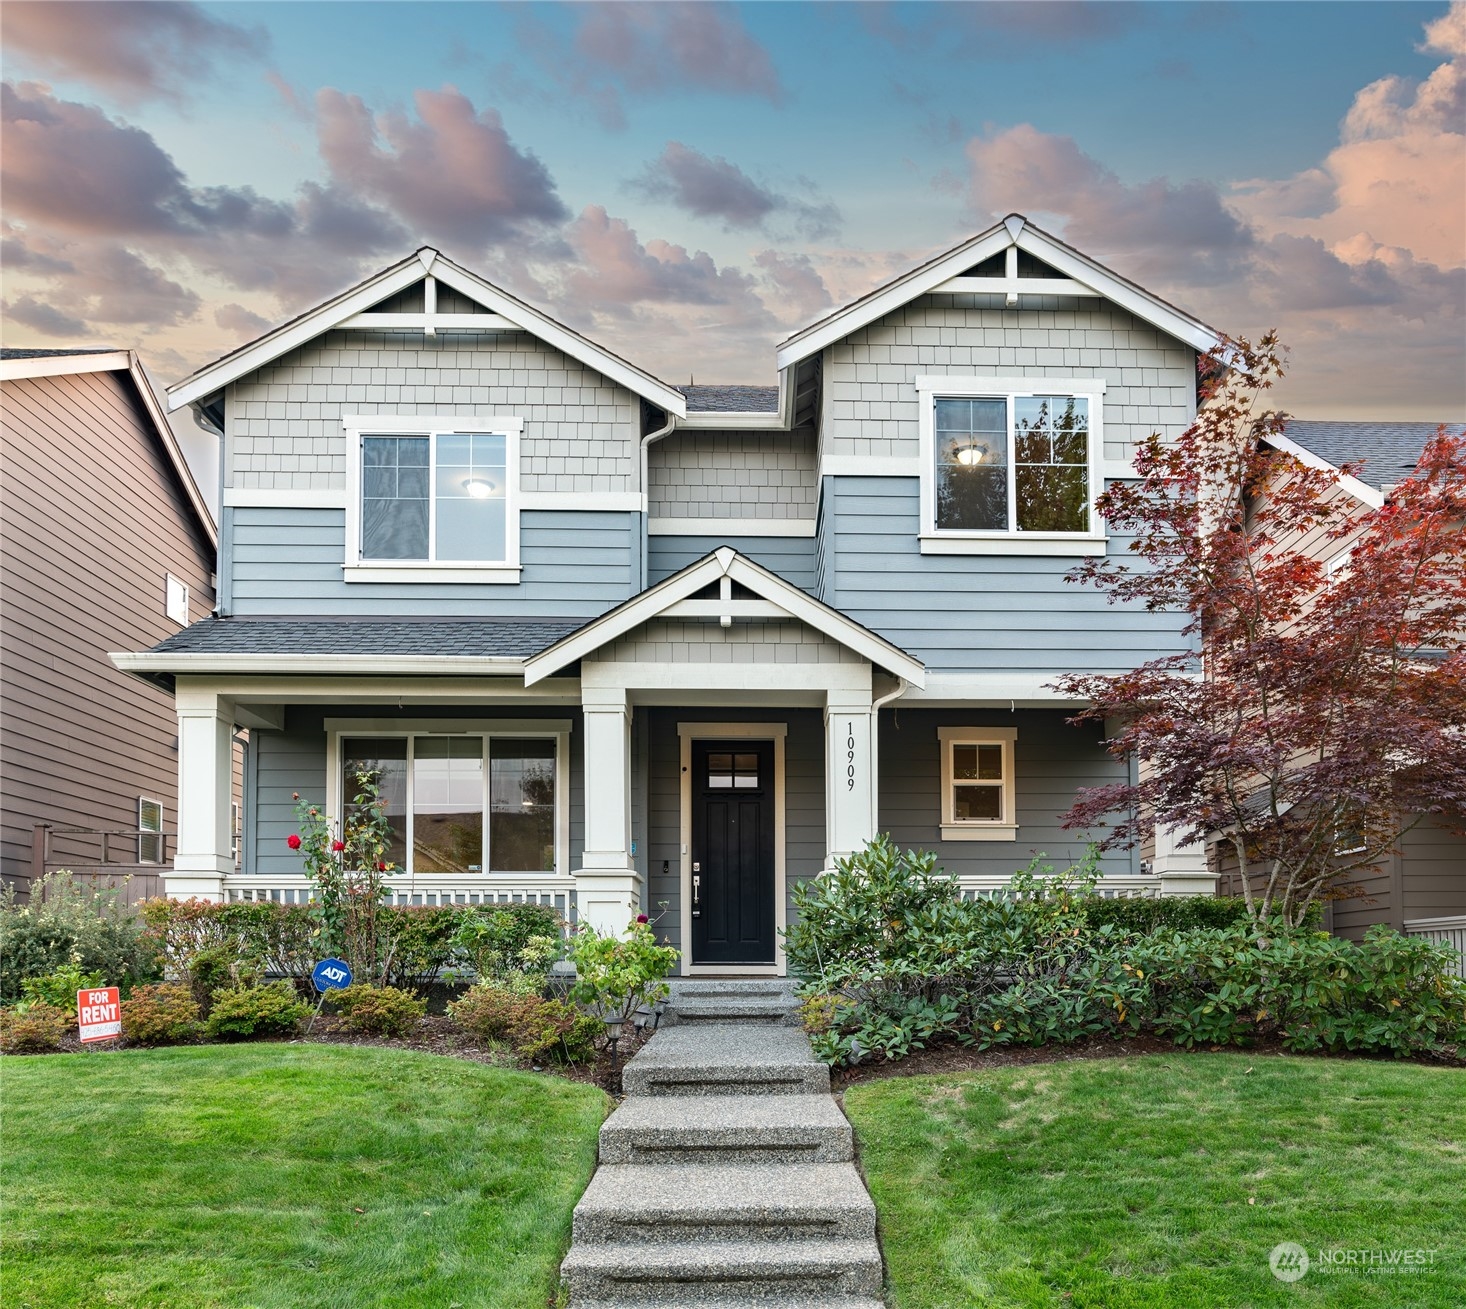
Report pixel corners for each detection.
[77,988,121,1042]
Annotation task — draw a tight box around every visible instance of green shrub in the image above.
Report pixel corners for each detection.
[20,962,105,1015]
[568,918,679,1026]
[1078,894,1321,934]
[0,874,156,1002]
[453,903,565,985]
[204,981,309,1040]
[0,1001,71,1053]
[120,983,201,1045]
[331,984,426,1037]
[383,907,467,989]
[448,984,599,1064]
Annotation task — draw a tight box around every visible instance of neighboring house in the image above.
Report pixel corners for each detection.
[1229,420,1466,958]
[115,216,1225,976]
[0,348,226,902]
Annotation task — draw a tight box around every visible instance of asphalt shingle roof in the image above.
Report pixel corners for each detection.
[150,617,583,659]
[1282,420,1464,491]
[1,347,119,360]
[675,384,780,413]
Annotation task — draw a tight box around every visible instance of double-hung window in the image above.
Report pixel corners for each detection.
[917,377,1106,555]
[327,723,568,878]
[938,727,1017,840]
[344,416,522,582]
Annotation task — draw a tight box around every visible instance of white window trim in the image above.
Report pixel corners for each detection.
[324,718,571,878]
[164,573,190,625]
[342,414,523,583]
[916,376,1108,557]
[138,797,164,865]
[938,725,1018,841]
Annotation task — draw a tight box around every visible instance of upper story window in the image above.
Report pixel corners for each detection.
[164,574,189,625]
[343,416,522,583]
[916,377,1107,556]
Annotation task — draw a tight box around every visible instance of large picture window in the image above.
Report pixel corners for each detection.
[917,377,1106,555]
[344,415,522,581]
[332,725,566,876]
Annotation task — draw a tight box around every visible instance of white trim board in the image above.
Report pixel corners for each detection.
[1263,432,1385,509]
[776,213,1223,370]
[524,546,925,687]
[222,489,644,513]
[168,249,687,416]
[648,518,816,538]
[678,722,788,976]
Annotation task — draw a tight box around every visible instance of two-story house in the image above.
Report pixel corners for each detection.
[114,215,1222,975]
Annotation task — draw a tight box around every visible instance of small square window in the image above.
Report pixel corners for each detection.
[138,798,163,864]
[164,574,189,625]
[938,727,1017,841]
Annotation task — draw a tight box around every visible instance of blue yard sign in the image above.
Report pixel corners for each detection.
[312,958,353,992]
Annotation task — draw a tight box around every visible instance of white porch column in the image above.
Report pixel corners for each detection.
[576,686,642,934]
[1154,823,1215,896]
[824,692,876,871]
[171,683,235,901]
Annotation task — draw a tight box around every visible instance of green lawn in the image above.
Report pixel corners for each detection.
[844,1053,1466,1309]
[1,1044,609,1309]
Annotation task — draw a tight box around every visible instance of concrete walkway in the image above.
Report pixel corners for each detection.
[561,979,885,1308]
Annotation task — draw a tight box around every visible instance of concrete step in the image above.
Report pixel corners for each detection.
[561,1237,884,1305]
[622,1025,829,1098]
[661,996,799,1026]
[669,979,798,998]
[573,1162,876,1245]
[599,1094,853,1165]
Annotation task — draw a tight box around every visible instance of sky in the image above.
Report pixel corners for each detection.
[3,0,1464,432]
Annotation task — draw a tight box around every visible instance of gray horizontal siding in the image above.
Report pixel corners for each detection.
[878,708,1137,877]
[826,476,1188,673]
[647,535,817,592]
[229,506,635,616]
[247,706,585,877]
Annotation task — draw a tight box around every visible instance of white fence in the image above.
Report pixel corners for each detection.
[958,874,1163,901]
[1403,916,1466,979]
[222,874,577,922]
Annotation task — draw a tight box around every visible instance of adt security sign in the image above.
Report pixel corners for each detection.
[77,988,121,1042]
[313,959,353,992]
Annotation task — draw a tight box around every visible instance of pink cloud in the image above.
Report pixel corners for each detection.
[3,1,267,105]
[315,86,567,249]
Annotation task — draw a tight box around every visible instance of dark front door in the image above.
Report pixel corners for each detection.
[691,739,776,965]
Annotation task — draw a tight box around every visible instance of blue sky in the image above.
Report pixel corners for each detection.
[3,1,1463,418]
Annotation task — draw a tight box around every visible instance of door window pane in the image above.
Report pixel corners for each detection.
[935,397,1007,530]
[341,737,408,869]
[489,739,556,872]
[361,437,429,558]
[436,432,507,561]
[413,738,484,873]
[706,751,759,789]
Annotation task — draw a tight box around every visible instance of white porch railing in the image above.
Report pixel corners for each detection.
[222,874,577,921]
[1403,916,1466,979]
[957,874,1163,901]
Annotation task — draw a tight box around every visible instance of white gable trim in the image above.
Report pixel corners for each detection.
[522,547,926,687]
[1264,432,1385,509]
[0,350,132,381]
[775,214,1224,369]
[167,250,687,417]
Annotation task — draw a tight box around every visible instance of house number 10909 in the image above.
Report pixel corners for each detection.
[846,721,856,790]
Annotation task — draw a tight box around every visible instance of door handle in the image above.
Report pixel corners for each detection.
[692,874,700,906]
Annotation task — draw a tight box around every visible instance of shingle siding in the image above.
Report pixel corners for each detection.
[821,293,1196,465]
[649,430,816,521]
[225,329,638,494]
[589,618,866,667]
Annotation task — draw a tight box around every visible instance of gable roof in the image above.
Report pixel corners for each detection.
[0,348,216,549]
[166,248,687,417]
[524,546,926,687]
[1279,420,1463,492]
[776,213,1225,370]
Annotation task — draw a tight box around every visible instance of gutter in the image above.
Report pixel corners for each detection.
[638,407,678,591]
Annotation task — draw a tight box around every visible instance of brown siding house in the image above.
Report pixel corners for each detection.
[0,349,220,896]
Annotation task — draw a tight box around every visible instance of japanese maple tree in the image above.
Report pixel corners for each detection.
[1056,333,1466,925]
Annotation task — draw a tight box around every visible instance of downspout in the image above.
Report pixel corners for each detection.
[869,676,908,838]
[638,408,677,592]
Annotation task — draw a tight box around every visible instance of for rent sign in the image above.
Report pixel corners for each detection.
[77,988,121,1042]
